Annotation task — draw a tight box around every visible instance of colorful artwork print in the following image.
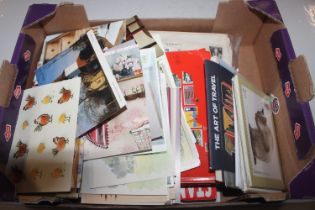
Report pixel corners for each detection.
[41,95,53,104]
[52,137,69,156]
[182,72,193,84]
[111,54,142,81]
[51,168,65,179]
[192,129,203,146]
[221,81,235,156]
[13,140,28,158]
[184,107,201,128]
[34,114,53,132]
[23,95,36,111]
[30,168,43,181]
[58,113,71,124]
[58,87,73,104]
[183,85,195,105]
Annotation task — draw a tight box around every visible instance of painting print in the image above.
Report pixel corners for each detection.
[183,85,195,106]
[6,78,81,193]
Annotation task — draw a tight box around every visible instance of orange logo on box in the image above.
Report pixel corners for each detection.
[14,85,21,99]
[23,50,31,62]
[284,81,291,98]
[294,123,301,140]
[4,124,12,142]
[275,48,282,61]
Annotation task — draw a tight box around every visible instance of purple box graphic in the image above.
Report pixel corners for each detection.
[0,4,57,201]
[271,29,315,159]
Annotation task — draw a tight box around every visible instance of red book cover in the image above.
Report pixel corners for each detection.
[166,50,216,185]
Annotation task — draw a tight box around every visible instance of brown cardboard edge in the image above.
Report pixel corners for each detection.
[289,55,315,103]
[0,60,18,107]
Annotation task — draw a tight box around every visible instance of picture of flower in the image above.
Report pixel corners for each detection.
[112,54,142,81]
[36,143,46,154]
[13,140,28,158]
[30,168,43,181]
[51,168,64,179]
[58,113,71,124]
[21,120,29,130]
[52,137,69,156]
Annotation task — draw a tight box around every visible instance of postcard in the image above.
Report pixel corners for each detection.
[5,78,81,193]
[166,50,216,184]
[81,172,168,196]
[83,91,175,188]
[83,42,165,160]
[156,53,200,173]
[84,147,174,188]
[81,193,170,205]
[35,31,126,137]
[150,31,233,66]
[36,20,126,69]
[233,75,284,190]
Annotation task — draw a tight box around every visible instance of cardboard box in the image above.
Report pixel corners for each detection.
[0,0,315,205]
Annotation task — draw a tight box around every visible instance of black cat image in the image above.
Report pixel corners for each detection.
[249,109,273,164]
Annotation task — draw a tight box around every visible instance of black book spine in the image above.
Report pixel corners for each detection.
[204,60,235,172]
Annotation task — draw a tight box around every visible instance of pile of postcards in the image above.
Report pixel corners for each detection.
[4,16,285,205]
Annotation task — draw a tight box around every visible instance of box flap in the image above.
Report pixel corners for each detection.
[41,3,90,35]
[289,55,314,103]
[23,3,90,35]
[22,4,57,28]
[247,0,283,24]
[212,0,264,45]
[0,61,18,108]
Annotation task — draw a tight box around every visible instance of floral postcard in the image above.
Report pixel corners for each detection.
[5,78,81,193]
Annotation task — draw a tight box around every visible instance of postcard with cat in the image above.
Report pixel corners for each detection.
[233,75,284,191]
[5,78,81,193]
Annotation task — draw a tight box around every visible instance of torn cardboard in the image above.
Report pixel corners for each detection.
[289,55,315,103]
[0,61,17,107]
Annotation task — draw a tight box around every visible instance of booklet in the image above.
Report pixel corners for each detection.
[204,60,235,172]
[166,49,215,185]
